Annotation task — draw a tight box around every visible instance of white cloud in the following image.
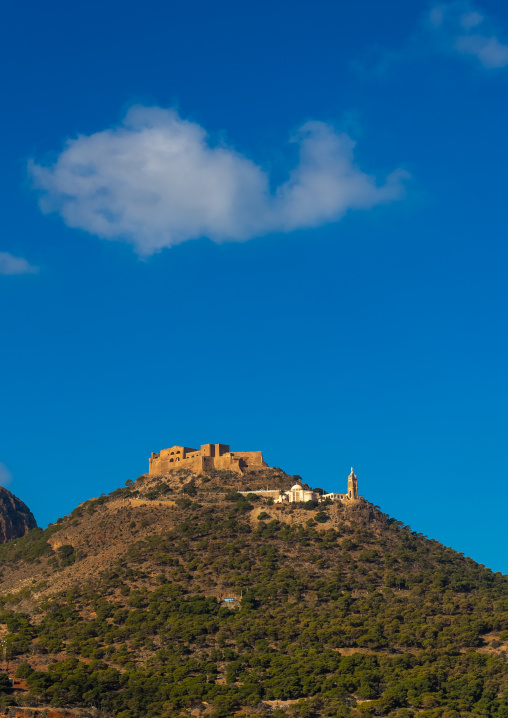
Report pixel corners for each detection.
[427,1,508,68]
[0,464,12,487]
[30,106,408,255]
[0,252,38,275]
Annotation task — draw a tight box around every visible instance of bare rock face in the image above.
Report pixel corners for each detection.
[0,486,37,542]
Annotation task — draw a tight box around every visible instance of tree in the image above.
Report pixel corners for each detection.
[0,673,11,692]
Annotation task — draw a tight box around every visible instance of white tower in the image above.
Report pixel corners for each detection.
[347,467,358,500]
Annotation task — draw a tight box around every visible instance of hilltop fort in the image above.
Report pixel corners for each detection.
[149,442,267,475]
[149,442,361,503]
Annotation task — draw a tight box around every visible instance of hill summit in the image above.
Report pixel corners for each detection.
[0,458,507,718]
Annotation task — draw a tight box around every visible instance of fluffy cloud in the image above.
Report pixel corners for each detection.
[0,464,12,487]
[428,1,508,68]
[0,252,38,275]
[30,107,408,255]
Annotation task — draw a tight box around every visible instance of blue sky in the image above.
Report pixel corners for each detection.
[1,0,508,571]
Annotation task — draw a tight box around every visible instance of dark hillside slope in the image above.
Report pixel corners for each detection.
[0,468,507,718]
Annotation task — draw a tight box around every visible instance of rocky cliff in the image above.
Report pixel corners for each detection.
[0,486,37,542]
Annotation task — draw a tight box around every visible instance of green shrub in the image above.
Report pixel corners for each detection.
[57,544,75,566]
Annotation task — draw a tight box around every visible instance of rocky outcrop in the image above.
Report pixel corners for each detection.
[0,487,37,542]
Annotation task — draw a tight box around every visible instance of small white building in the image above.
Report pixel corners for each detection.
[276,483,317,503]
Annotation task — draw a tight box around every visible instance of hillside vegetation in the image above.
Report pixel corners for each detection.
[0,468,507,718]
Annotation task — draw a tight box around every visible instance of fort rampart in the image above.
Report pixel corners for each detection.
[149,443,266,476]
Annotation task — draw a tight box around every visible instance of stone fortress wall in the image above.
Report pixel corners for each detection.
[149,443,266,476]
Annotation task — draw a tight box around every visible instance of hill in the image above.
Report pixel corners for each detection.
[0,467,507,718]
